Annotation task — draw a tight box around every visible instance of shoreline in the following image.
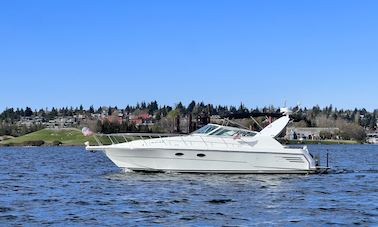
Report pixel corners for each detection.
[1,139,363,147]
[279,139,360,145]
[0,143,87,147]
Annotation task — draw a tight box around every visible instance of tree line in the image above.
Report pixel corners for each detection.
[0,101,377,139]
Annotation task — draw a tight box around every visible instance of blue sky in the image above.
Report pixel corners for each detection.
[1,0,377,111]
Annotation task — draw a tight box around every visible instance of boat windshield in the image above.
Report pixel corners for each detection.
[192,125,219,134]
[210,128,256,137]
[192,124,257,137]
[210,128,236,136]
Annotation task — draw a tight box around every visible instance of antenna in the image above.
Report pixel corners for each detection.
[280,106,292,116]
[279,99,292,116]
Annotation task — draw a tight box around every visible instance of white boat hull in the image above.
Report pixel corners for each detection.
[86,116,330,174]
[102,147,319,174]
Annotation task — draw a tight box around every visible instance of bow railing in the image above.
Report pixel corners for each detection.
[89,132,258,151]
[92,132,186,146]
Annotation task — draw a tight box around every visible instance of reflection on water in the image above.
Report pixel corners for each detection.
[0,145,377,226]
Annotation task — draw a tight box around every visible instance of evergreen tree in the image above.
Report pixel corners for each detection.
[124,105,131,113]
[24,107,33,117]
[48,107,58,120]
[147,101,158,115]
[89,105,95,114]
[176,102,186,115]
[141,101,147,109]
[187,101,196,113]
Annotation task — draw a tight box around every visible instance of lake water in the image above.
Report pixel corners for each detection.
[0,145,377,226]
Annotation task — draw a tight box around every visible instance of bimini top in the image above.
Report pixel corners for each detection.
[191,124,257,137]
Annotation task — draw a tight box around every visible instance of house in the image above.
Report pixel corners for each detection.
[18,116,45,127]
[100,111,124,124]
[128,113,154,126]
[46,116,77,128]
[286,127,339,140]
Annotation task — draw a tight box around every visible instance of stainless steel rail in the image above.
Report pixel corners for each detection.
[91,132,255,150]
[92,133,185,146]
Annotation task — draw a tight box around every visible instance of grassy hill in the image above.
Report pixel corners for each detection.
[0,128,96,146]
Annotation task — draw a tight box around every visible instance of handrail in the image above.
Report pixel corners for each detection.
[95,132,185,137]
[91,132,256,150]
[92,132,187,146]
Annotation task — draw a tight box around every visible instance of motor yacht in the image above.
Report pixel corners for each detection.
[85,112,329,174]
[367,133,378,144]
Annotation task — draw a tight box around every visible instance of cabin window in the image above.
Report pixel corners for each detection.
[175,153,184,156]
[197,153,206,157]
[236,131,256,137]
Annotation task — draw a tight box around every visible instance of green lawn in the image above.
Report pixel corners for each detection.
[0,128,96,146]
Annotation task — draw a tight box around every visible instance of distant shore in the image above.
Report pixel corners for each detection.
[0,128,362,147]
[279,139,360,145]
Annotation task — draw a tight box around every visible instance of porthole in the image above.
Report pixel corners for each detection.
[175,153,184,156]
[197,153,206,157]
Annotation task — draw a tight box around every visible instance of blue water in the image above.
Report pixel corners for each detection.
[0,145,377,226]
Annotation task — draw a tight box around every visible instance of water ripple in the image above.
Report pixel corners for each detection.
[0,145,377,226]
